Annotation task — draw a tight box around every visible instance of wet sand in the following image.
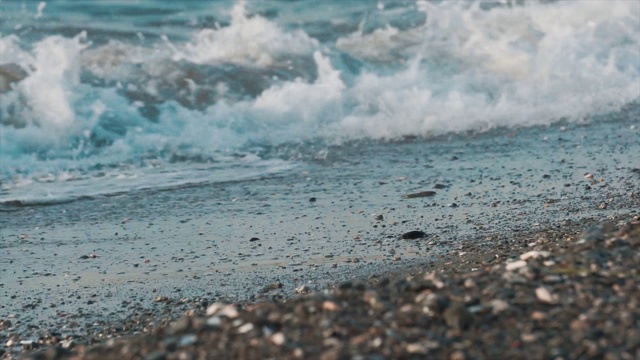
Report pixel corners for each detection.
[15,212,639,360]
[1,109,639,359]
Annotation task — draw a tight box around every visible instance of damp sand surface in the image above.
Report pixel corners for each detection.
[1,113,639,358]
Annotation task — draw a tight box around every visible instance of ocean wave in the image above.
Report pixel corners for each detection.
[1,0,638,202]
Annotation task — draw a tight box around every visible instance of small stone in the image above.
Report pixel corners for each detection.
[463,278,475,288]
[416,292,449,314]
[20,340,37,350]
[584,173,594,179]
[295,285,310,294]
[530,311,547,321]
[206,303,222,316]
[270,333,286,346]
[249,237,260,242]
[237,323,254,334]
[261,282,283,293]
[443,302,473,329]
[145,351,167,360]
[170,317,192,333]
[489,299,510,314]
[402,230,427,240]
[218,305,240,318]
[177,334,197,347]
[0,319,12,328]
[521,333,538,343]
[322,301,340,312]
[505,260,527,271]
[404,191,436,199]
[374,214,384,221]
[535,287,558,304]
[520,250,551,260]
[309,197,317,202]
[406,343,428,354]
[598,202,607,210]
[206,317,222,328]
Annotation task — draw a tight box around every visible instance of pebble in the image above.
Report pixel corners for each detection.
[489,299,510,314]
[443,302,473,329]
[295,285,310,294]
[416,292,448,314]
[270,333,286,346]
[237,323,254,334]
[505,260,527,271]
[144,351,168,360]
[530,311,547,321]
[403,191,436,199]
[401,230,427,240]
[206,303,222,316]
[205,317,221,328]
[520,250,551,260]
[218,305,240,319]
[170,318,191,333]
[178,334,197,347]
[261,283,283,293]
[535,287,558,304]
[406,343,428,354]
[322,301,340,312]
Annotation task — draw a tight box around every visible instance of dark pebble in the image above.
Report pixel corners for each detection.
[401,231,427,240]
[145,351,168,360]
[443,302,473,329]
[403,191,436,199]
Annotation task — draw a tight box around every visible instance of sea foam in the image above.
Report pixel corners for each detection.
[0,0,638,203]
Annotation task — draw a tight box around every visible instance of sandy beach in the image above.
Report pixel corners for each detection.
[2,109,639,359]
[1,2,639,358]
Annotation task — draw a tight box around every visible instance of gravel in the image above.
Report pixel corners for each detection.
[7,213,639,360]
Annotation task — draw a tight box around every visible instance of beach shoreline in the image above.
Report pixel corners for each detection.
[4,210,639,359]
[2,115,639,359]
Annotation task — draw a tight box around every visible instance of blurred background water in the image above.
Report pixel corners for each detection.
[0,0,638,204]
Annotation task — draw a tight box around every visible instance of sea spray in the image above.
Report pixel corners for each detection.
[0,0,638,203]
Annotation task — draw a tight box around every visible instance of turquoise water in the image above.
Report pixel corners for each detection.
[1,0,638,204]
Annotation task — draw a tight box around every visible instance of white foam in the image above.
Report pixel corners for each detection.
[1,0,638,203]
[6,32,88,132]
[174,1,318,67]
[35,2,46,19]
[332,0,640,138]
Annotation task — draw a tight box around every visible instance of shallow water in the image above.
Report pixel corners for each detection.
[1,0,638,204]
[1,111,638,327]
